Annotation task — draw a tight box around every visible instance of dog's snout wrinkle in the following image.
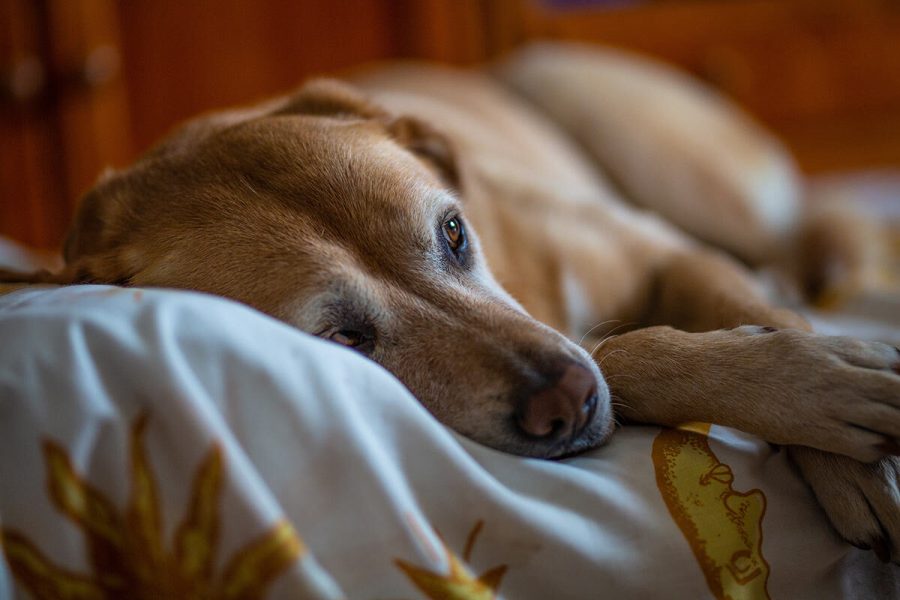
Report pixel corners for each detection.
[516,363,599,441]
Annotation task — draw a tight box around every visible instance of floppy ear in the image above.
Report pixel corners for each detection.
[0,208,126,285]
[2,169,144,287]
[56,169,151,286]
[276,79,460,188]
[0,177,116,285]
[272,78,389,120]
[384,115,460,189]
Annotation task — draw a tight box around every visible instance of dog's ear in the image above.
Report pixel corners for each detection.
[276,79,460,189]
[0,170,124,286]
[273,79,388,120]
[23,168,145,286]
[384,115,459,189]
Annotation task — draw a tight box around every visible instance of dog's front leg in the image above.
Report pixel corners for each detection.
[595,324,900,462]
[591,249,900,459]
[591,249,900,561]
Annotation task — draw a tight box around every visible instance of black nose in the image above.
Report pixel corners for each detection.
[515,363,599,440]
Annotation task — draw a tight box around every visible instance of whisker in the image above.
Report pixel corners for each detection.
[578,319,620,346]
[610,393,632,427]
[610,393,632,410]
[598,321,637,343]
[596,348,629,367]
[586,321,638,356]
[603,373,638,383]
[602,320,636,337]
[238,174,259,197]
[593,336,615,354]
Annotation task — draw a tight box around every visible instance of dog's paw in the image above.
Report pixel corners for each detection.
[789,446,900,564]
[732,327,900,462]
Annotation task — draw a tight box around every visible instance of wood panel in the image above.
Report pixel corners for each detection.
[0,0,66,250]
[0,0,130,251]
[393,0,489,65]
[46,0,132,211]
[116,0,406,155]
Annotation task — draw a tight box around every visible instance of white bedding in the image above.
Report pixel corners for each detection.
[1,284,896,599]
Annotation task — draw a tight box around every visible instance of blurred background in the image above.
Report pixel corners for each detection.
[2,0,899,250]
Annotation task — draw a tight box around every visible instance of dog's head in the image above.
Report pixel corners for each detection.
[55,79,613,458]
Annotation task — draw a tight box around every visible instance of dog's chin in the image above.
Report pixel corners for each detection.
[475,406,616,460]
[545,411,616,460]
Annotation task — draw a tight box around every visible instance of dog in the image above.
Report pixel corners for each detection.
[3,43,899,563]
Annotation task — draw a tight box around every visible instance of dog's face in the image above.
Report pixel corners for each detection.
[62,80,612,458]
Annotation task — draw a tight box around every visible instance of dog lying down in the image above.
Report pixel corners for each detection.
[3,43,899,563]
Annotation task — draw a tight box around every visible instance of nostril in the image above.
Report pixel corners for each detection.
[582,392,598,418]
[549,417,567,438]
[516,402,572,439]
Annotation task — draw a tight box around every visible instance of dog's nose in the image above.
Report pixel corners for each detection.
[516,363,599,440]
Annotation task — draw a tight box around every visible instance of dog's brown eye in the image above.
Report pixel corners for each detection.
[443,217,463,251]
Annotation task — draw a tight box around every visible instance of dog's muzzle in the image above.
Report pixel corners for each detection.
[515,363,601,444]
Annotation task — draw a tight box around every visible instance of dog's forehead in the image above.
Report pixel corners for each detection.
[208,116,442,207]
[218,115,431,182]
[210,116,454,260]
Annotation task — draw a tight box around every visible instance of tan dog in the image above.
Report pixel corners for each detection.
[3,44,899,562]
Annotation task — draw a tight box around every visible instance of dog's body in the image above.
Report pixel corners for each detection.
[3,45,900,561]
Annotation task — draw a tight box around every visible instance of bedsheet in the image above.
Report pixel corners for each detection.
[1,284,896,599]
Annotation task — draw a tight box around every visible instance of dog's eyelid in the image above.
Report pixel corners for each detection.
[322,301,370,327]
[317,292,382,331]
[315,302,379,355]
[438,202,462,221]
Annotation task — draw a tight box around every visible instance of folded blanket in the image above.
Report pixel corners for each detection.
[1,285,896,599]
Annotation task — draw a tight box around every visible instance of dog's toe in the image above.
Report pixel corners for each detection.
[789,446,900,564]
[833,338,900,375]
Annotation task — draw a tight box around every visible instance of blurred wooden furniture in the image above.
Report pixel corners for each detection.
[2,0,899,250]
[1,0,130,251]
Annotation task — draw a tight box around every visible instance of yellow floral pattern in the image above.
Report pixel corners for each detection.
[395,519,507,600]
[0,413,304,599]
[653,423,770,600]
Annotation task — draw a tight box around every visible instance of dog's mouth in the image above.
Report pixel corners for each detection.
[547,401,615,460]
